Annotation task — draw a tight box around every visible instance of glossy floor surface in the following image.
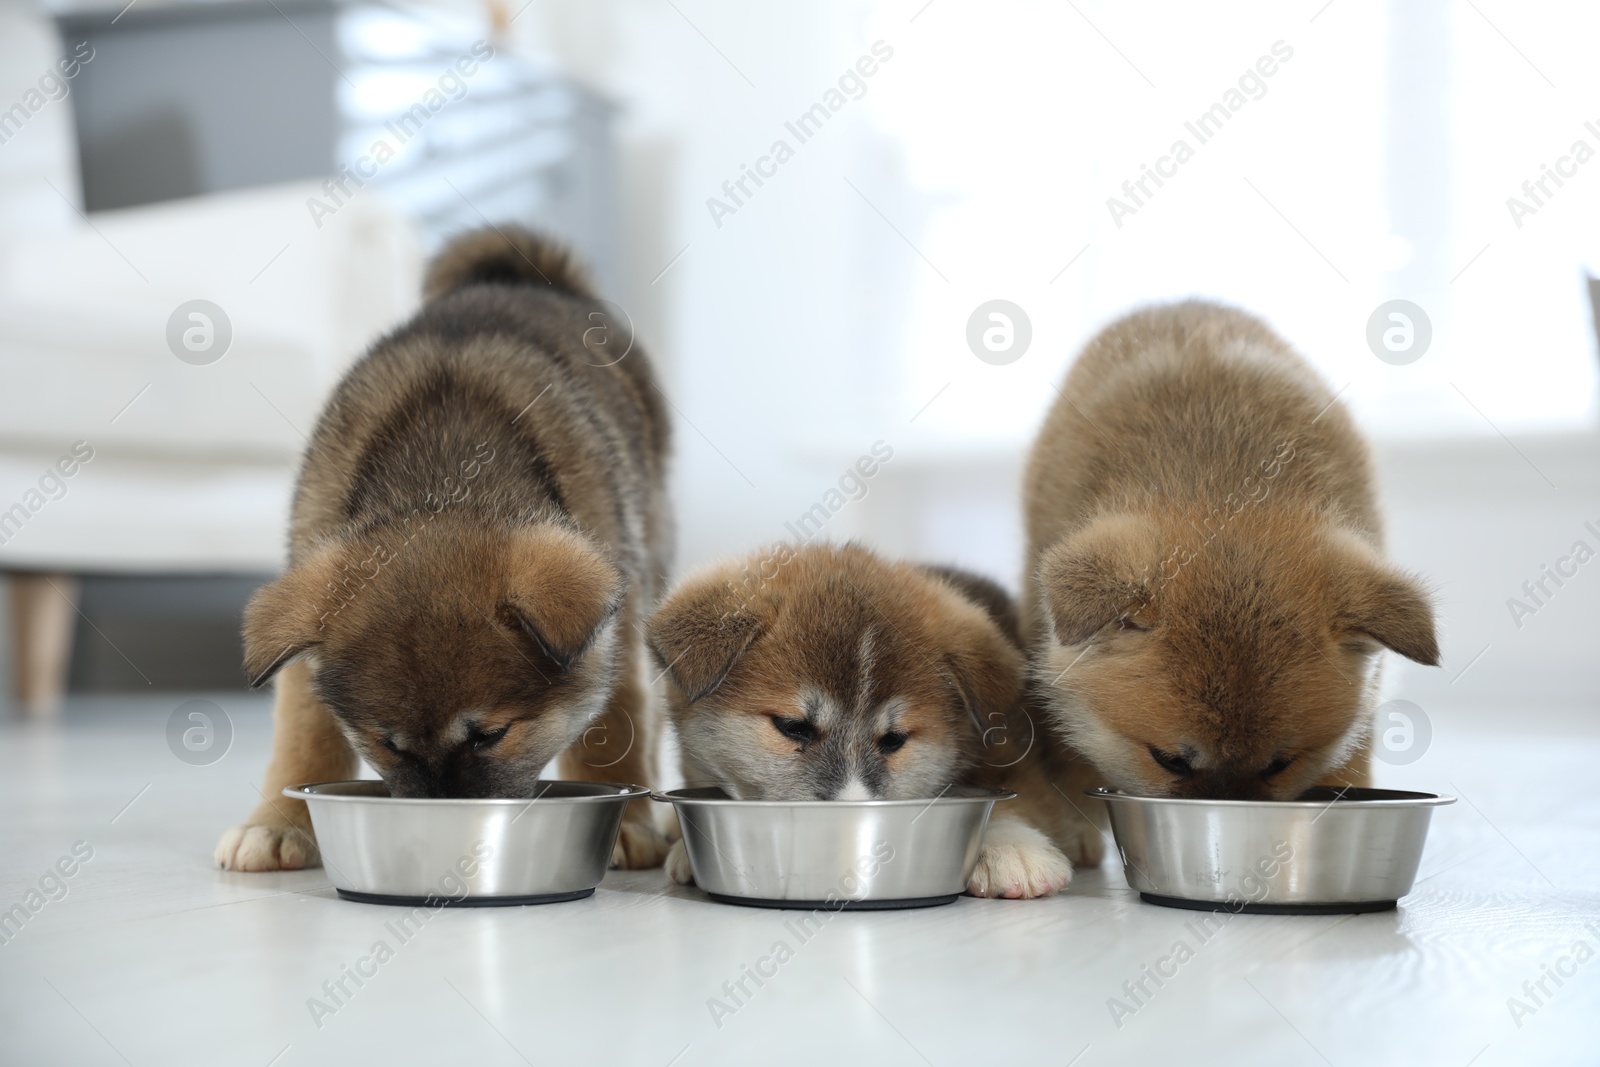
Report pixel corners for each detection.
[1,695,1595,1067]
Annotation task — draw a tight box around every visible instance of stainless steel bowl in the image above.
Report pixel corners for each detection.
[654,786,1014,910]
[286,780,647,906]
[1091,785,1456,914]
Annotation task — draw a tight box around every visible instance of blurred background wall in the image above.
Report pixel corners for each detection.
[0,0,1594,719]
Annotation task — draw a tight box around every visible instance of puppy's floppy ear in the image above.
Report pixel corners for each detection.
[504,525,625,670]
[242,545,343,688]
[647,568,762,703]
[1327,531,1440,666]
[935,593,1026,725]
[1036,514,1160,645]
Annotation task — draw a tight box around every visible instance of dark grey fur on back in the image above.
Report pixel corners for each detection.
[287,228,672,605]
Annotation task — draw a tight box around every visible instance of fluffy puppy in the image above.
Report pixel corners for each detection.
[648,542,1078,899]
[1021,301,1439,822]
[215,226,673,872]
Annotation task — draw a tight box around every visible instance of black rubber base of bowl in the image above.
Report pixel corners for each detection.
[706,891,958,911]
[1139,892,1396,915]
[336,887,595,908]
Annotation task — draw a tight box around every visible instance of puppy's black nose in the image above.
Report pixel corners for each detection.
[1181,771,1269,801]
[384,768,484,799]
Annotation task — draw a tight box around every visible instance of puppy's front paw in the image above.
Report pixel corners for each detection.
[214,822,319,872]
[968,816,1072,899]
[665,838,695,885]
[611,817,671,869]
[1061,818,1106,869]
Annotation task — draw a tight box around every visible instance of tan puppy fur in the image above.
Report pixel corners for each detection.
[1021,302,1439,831]
[648,542,1078,899]
[215,227,672,872]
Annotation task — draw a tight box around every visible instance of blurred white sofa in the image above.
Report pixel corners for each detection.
[0,182,422,711]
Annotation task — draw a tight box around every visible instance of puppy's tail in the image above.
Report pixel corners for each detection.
[423,226,597,303]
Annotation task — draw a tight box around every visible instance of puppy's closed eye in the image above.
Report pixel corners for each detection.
[1261,754,1293,779]
[877,730,909,755]
[770,716,817,746]
[1148,745,1193,778]
[469,725,509,750]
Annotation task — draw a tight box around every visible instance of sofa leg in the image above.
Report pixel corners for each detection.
[8,573,78,717]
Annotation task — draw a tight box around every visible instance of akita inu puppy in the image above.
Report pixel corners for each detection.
[1022,302,1438,834]
[216,227,673,872]
[649,542,1084,899]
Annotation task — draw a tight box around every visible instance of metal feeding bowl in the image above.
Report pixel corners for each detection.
[654,786,1014,910]
[1090,785,1456,914]
[286,780,647,906]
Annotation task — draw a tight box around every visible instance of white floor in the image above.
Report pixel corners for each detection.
[0,695,1595,1067]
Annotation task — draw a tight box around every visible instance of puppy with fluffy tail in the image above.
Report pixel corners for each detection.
[648,542,1082,899]
[216,226,673,872]
[1022,301,1439,829]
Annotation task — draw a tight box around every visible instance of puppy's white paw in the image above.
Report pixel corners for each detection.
[1061,817,1106,869]
[611,818,671,869]
[968,815,1072,899]
[214,823,319,872]
[665,838,695,886]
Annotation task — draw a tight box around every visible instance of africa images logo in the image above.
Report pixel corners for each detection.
[705,41,895,229]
